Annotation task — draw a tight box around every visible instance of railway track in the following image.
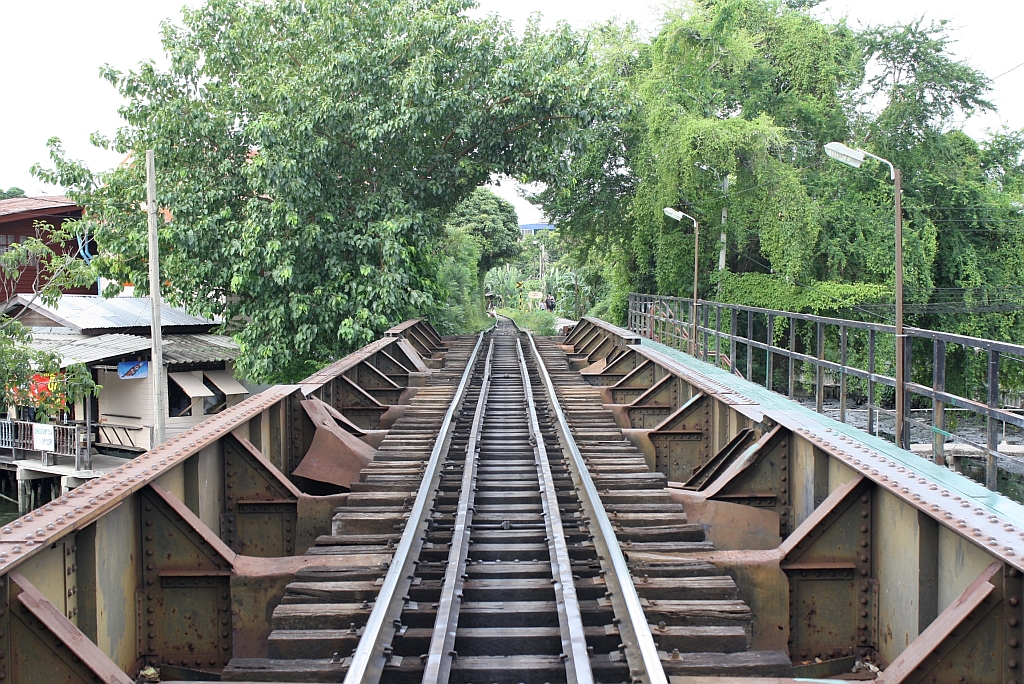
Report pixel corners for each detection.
[224,318,790,683]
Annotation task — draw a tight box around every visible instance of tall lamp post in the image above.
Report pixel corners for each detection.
[663,207,700,356]
[824,142,906,449]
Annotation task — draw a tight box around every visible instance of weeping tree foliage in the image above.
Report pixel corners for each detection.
[631,0,862,296]
[534,0,1024,348]
[37,0,609,382]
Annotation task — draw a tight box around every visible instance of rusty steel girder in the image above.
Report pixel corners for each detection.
[567,316,1024,682]
[780,475,876,670]
[580,346,643,387]
[139,484,235,669]
[562,317,640,370]
[877,561,1023,683]
[383,318,446,360]
[221,434,302,557]
[0,319,446,683]
[3,571,133,684]
[648,393,713,481]
[699,424,794,536]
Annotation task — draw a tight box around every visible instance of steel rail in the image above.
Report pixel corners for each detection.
[515,338,595,684]
[525,332,668,684]
[343,332,485,684]
[421,339,494,684]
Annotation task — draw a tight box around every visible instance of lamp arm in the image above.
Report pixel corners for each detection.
[678,211,699,231]
[862,151,896,181]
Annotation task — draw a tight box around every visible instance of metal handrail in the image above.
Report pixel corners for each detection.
[343,332,485,684]
[632,292,1024,352]
[525,331,667,684]
[627,292,1024,486]
[0,419,81,458]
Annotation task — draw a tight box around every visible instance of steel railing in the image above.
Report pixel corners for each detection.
[0,419,88,468]
[627,292,1024,490]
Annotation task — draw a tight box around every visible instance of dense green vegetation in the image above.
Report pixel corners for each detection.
[26,0,1024,392]
[534,2,1024,346]
[431,188,516,334]
[37,0,609,382]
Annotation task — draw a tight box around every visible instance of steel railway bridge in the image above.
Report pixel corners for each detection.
[0,313,1021,683]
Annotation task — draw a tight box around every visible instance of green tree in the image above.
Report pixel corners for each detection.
[534,0,1024,347]
[1,218,99,421]
[599,0,861,316]
[429,220,491,334]
[443,187,521,303]
[0,187,25,200]
[37,0,607,382]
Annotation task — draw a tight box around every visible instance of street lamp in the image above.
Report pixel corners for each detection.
[825,142,906,449]
[663,207,700,356]
[532,240,546,280]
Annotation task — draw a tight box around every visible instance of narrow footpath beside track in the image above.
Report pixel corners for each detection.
[224,318,790,683]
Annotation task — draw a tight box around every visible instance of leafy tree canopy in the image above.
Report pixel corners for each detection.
[38,0,608,382]
[443,187,521,291]
[0,187,25,200]
[531,0,1024,344]
[1,218,99,420]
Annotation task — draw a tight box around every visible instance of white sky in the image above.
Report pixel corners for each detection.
[2,0,1022,225]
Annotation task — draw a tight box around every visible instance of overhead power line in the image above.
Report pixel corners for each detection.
[993,61,1024,80]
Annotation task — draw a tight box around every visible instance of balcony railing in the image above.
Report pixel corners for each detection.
[0,419,90,470]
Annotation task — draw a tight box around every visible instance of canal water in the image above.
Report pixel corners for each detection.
[0,500,19,526]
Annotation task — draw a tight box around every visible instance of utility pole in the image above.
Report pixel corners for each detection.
[894,167,907,452]
[717,176,728,296]
[533,241,546,280]
[147,150,166,447]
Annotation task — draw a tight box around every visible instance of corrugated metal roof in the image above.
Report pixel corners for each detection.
[27,333,152,367]
[0,195,78,218]
[163,334,240,364]
[24,331,239,367]
[25,332,89,351]
[6,294,216,332]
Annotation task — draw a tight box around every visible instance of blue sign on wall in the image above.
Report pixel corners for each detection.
[118,361,149,379]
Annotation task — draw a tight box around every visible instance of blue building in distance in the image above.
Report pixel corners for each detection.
[519,223,555,237]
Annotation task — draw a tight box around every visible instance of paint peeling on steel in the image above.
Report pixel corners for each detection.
[0,383,299,573]
[637,336,1024,573]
